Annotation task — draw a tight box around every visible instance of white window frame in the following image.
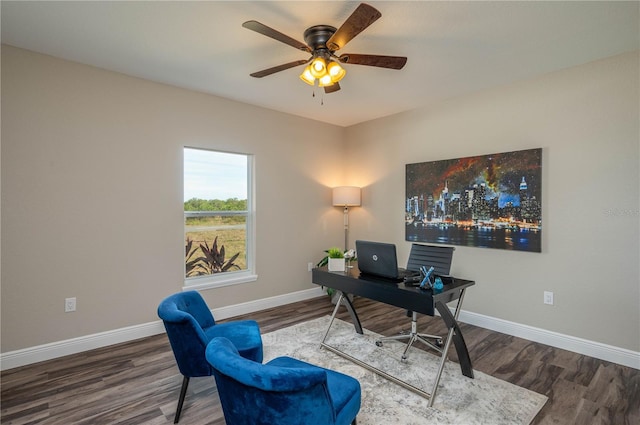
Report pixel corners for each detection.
[183,150,256,291]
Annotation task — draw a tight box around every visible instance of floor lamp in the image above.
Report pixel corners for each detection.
[332,186,361,251]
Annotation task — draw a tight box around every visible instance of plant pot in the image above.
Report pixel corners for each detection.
[328,258,346,272]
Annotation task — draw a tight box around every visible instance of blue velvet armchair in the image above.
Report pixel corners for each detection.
[157,291,263,423]
[206,337,361,425]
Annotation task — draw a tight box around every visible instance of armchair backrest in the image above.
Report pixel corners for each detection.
[158,291,216,377]
[206,337,336,425]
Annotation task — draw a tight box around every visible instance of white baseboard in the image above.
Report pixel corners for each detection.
[0,321,166,371]
[212,287,325,321]
[0,287,324,371]
[456,309,640,370]
[2,287,638,371]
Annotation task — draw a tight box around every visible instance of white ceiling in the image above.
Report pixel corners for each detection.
[2,1,638,127]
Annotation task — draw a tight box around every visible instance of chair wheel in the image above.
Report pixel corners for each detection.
[375,341,383,347]
[436,339,443,347]
[401,355,408,362]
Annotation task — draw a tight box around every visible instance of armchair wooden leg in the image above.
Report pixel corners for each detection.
[174,376,190,423]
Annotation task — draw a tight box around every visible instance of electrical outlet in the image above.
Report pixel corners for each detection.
[308,262,314,272]
[543,291,554,305]
[65,297,76,312]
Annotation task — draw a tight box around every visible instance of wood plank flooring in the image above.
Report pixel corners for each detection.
[1,296,638,424]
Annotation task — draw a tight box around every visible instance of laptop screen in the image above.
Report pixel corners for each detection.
[355,240,400,280]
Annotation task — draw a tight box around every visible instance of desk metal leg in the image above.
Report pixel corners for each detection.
[428,323,456,407]
[320,288,473,410]
[321,291,363,346]
[435,290,474,379]
[321,342,432,400]
[429,288,474,407]
[321,292,432,400]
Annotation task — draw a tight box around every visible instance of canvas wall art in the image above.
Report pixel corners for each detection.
[406,148,542,252]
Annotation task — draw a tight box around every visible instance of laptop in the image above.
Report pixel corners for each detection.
[355,240,418,281]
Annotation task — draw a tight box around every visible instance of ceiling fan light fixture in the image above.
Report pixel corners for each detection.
[318,74,334,87]
[310,56,327,78]
[299,65,316,85]
[327,61,346,83]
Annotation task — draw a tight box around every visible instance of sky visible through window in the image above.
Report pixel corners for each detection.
[184,148,247,201]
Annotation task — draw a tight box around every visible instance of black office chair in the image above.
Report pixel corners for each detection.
[376,243,455,361]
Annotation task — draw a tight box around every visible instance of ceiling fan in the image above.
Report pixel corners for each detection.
[242,3,407,94]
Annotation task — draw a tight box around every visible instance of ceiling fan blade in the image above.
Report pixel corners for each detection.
[326,3,382,51]
[338,54,407,70]
[250,59,309,78]
[243,20,311,53]
[324,83,341,94]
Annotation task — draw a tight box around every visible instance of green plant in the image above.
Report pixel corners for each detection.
[327,247,344,259]
[316,247,356,268]
[316,251,330,268]
[185,236,241,277]
[199,236,241,274]
[185,237,205,277]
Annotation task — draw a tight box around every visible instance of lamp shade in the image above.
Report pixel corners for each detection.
[310,57,327,78]
[299,65,315,85]
[318,74,333,87]
[327,61,346,83]
[333,186,361,207]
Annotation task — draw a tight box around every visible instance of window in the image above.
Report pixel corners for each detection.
[184,147,255,290]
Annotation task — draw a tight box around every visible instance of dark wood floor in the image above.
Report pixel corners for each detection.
[1,296,638,424]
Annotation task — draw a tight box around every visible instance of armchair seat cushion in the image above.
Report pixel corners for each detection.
[267,356,361,425]
[206,320,263,362]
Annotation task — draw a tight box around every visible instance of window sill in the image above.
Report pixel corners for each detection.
[183,271,258,291]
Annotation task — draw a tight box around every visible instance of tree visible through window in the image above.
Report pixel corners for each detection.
[184,148,252,287]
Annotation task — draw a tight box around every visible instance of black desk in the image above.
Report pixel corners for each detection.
[312,266,475,406]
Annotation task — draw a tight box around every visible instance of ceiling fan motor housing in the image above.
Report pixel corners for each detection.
[303,25,337,51]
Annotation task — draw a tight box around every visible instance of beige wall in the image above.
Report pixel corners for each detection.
[345,51,640,351]
[1,46,347,351]
[2,46,638,355]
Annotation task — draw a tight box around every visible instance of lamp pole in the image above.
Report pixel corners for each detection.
[343,205,350,252]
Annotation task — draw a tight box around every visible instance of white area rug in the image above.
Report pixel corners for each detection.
[262,316,547,425]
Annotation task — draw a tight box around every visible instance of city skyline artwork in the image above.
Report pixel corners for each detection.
[405,148,542,252]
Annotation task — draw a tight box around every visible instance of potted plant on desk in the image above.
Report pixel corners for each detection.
[326,247,346,272]
[317,248,357,305]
